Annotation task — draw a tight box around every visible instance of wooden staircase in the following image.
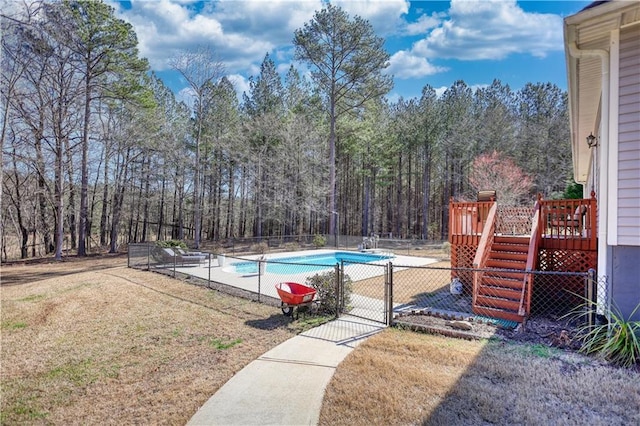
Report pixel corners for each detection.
[473,235,529,323]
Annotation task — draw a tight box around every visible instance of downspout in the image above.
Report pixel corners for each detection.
[567,42,610,314]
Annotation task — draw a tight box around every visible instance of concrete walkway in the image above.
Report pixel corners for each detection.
[188,316,386,425]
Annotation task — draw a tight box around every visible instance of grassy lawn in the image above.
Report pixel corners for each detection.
[1,259,297,424]
[3,254,639,425]
[319,328,640,425]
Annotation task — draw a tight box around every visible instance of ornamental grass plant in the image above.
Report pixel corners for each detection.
[569,300,640,368]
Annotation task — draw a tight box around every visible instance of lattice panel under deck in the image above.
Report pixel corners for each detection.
[496,206,533,235]
[452,244,476,292]
[537,249,597,273]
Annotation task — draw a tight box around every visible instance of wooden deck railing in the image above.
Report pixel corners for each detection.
[449,201,495,246]
[520,199,543,316]
[471,202,497,308]
[539,194,597,251]
[450,195,597,252]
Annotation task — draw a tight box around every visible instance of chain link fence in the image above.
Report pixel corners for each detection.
[391,265,605,327]
[128,244,395,321]
[167,234,446,256]
[128,243,604,331]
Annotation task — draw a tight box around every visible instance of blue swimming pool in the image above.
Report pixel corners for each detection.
[230,251,392,275]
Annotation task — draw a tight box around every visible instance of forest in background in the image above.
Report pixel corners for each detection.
[1,1,575,261]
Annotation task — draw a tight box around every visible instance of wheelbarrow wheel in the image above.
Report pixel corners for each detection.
[281,302,294,316]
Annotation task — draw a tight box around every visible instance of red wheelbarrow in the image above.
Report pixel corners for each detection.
[275,282,317,317]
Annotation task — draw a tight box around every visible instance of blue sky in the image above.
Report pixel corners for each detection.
[110,0,592,102]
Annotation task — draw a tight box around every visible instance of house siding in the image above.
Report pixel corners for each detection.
[612,246,640,321]
[617,25,640,246]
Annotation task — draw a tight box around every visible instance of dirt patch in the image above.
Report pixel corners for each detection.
[396,313,504,340]
[396,312,586,351]
[497,316,584,351]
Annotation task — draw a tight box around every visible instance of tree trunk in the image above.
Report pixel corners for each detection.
[10,152,29,259]
[329,100,336,236]
[78,71,91,256]
[35,128,53,253]
[64,137,77,250]
[422,145,431,240]
[225,161,235,239]
[395,154,403,238]
[157,174,166,241]
[109,148,132,253]
[54,133,65,261]
[141,156,151,242]
[99,148,110,246]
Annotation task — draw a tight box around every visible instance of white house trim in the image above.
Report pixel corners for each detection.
[608,29,619,247]
[567,41,611,293]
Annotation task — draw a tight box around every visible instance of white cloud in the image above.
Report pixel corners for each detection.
[105,0,565,102]
[227,74,250,100]
[469,83,489,93]
[333,0,410,34]
[387,51,448,79]
[434,86,448,98]
[112,0,321,73]
[213,0,321,42]
[404,12,443,35]
[176,86,196,109]
[111,0,416,95]
[412,0,563,61]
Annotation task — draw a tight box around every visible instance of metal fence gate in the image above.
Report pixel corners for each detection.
[338,260,391,325]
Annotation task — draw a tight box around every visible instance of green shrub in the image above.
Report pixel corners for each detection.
[250,241,269,254]
[305,270,352,315]
[563,181,584,200]
[441,241,451,256]
[156,240,187,249]
[569,301,639,368]
[313,234,326,248]
[282,242,300,251]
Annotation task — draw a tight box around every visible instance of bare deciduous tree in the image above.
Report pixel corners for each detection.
[170,46,224,249]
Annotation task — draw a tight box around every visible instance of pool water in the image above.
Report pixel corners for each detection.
[231,251,392,275]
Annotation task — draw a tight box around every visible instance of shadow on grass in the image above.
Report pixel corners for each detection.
[1,253,128,286]
[421,337,640,425]
[244,315,292,331]
[245,312,336,335]
[320,328,640,426]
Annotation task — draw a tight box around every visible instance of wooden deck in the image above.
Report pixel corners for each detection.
[449,194,598,321]
[450,197,597,251]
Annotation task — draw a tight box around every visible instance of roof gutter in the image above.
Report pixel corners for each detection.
[566,41,610,304]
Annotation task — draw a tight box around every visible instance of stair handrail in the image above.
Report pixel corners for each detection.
[520,198,543,316]
[472,202,498,307]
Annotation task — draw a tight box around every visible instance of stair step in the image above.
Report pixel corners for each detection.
[490,251,528,261]
[472,306,525,323]
[491,243,529,253]
[480,275,524,290]
[486,259,526,270]
[476,295,521,312]
[484,270,525,280]
[494,236,530,245]
[471,234,531,324]
[478,285,522,300]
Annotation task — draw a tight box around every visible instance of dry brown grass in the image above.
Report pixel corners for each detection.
[352,261,452,304]
[320,328,640,425]
[10,249,636,425]
[1,260,295,425]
